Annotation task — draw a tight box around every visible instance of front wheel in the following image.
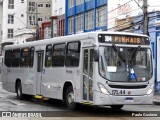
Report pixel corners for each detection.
[65,86,76,110]
[16,82,23,100]
[110,105,124,109]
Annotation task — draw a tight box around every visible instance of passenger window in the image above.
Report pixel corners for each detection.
[66,42,80,67]
[45,45,52,67]
[5,50,12,67]
[12,49,20,67]
[52,43,66,67]
[29,47,34,67]
[21,48,30,67]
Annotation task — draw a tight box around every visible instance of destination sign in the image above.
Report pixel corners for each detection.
[98,34,150,45]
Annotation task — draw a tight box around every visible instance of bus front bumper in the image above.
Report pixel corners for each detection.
[94,91,153,106]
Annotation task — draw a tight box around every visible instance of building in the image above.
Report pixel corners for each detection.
[1,0,51,45]
[65,0,107,35]
[50,0,65,37]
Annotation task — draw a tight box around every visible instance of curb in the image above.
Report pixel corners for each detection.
[153,100,160,105]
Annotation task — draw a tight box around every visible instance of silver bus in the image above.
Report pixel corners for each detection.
[1,32,154,110]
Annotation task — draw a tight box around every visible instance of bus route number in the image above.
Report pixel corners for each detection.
[112,90,125,95]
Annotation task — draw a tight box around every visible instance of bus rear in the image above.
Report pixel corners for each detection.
[93,33,153,108]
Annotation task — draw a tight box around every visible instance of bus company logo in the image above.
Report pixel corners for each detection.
[2,112,12,117]
[128,91,131,95]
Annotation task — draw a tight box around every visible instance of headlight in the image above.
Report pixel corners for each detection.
[98,83,110,95]
[146,89,152,95]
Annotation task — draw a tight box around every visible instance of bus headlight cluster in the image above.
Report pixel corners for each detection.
[146,89,152,95]
[98,83,110,95]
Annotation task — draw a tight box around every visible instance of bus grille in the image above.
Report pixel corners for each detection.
[108,85,148,89]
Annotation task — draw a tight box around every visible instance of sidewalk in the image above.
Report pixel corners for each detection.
[153,93,160,105]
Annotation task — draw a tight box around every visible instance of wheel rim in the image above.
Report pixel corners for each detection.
[67,92,74,106]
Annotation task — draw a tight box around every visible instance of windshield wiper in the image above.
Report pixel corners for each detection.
[112,44,126,62]
[131,46,141,62]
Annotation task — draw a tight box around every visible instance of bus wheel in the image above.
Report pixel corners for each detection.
[16,82,23,100]
[65,86,76,110]
[110,105,124,109]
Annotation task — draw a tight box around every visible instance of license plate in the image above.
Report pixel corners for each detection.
[124,97,134,103]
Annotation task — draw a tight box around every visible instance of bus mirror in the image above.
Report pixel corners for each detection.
[94,50,99,62]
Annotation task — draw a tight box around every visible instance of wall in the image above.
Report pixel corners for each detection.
[52,0,65,16]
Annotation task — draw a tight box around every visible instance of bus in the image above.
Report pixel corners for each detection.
[1,31,154,110]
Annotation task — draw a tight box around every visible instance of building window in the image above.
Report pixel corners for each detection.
[54,10,57,16]
[68,16,74,34]
[28,15,36,26]
[7,29,14,38]
[44,27,51,39]
[76,14,83,33]
[38,17,43,21]
[69,0,74,8]
[38,3,43,8]
[8,0,14,9]
[66,42,81,67]
[52,44,66,67]
[85,0,90,2]
[21,0,24,3]
[28,2,35,11]
[59,8,62,15]
[85,10,94,30]
[8,14,14,24]
[46,4,50,8]
[76,0,84,6]
[96,5,107,27]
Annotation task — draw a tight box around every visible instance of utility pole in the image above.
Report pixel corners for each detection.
[35,3,39,40]
[143,0,148,35]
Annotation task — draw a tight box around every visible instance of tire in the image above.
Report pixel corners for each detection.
[65,86,76,110]
[110,105,124,109]
[16,82,23,100]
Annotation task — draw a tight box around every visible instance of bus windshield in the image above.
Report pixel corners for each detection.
[99,46,153,82]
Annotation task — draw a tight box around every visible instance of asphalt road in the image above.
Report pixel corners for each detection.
[0,83,160,120]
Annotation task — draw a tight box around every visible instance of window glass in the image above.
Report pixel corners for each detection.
[5,50,12,67]
[52,44,65,67]
[21,48,30,67]
[12,49,20,67]
[45,45,52,67]
[66,42,80,67]
[29,47,34,67]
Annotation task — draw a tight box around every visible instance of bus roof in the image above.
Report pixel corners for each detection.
[3,31,149,50]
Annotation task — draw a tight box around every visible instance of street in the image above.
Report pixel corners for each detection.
[0,83,160,120]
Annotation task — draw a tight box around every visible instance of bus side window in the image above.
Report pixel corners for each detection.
[12,49,20,67]
[45,45,52,67]
[5,50,12,67]
[20,48,30,67]
[52,43,66,67]
[29,47,34,67]
[66,42,80,67]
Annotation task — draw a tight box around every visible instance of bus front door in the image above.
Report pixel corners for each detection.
[36,52,44,95]
[82,48,94,102]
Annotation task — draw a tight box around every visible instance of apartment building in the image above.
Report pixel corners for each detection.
[65,0,107,35]
[1,0,51,44]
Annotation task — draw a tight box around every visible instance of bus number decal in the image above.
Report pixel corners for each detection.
[112,90,125,95]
